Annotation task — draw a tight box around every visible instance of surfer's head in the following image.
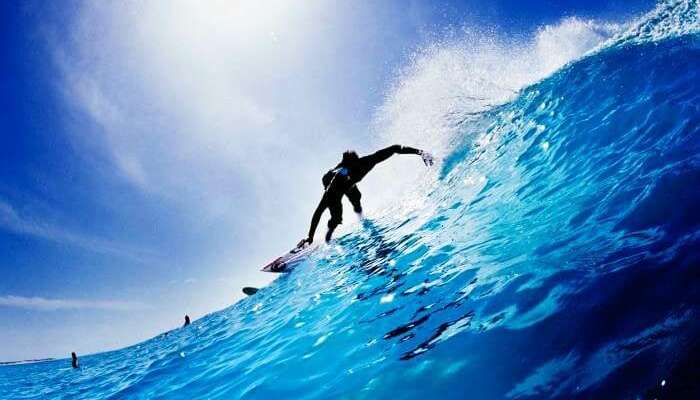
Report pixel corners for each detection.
[342,150,359,165]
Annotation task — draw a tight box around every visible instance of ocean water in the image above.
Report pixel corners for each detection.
[2,1,700,399]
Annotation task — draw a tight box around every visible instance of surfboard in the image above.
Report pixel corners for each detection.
[242,287,259,296]
[261,243,316,273]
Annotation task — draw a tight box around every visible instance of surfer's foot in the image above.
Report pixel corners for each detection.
[296,238,312,249]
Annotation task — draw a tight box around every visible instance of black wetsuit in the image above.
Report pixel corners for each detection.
[307,145,422,242]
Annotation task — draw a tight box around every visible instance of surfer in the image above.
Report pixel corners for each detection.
[299,145,433,245]
[71,352,79,369]
[183,315,191,327]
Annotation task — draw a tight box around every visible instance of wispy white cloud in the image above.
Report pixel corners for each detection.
[52,0,382,241]
[0,199,152,262]
[0,295,149,311]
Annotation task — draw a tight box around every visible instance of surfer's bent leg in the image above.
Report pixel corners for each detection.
[345,186,363,214]
[326,199,343,242]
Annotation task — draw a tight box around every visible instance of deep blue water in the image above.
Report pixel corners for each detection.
[2,1,700,399]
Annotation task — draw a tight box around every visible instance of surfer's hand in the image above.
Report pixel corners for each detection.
[419,150,434,166]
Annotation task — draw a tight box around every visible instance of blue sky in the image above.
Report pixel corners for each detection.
[0,0,655,361]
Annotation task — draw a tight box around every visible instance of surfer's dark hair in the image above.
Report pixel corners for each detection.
[342,150,359,164]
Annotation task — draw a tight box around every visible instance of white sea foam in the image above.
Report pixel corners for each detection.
[363,18,622,213]
[375,0,700,158]
[374,18,622,157]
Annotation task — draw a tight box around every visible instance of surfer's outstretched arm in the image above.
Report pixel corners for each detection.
[363,145,433,167]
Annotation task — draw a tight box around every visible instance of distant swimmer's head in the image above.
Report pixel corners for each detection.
[342,150,359,165]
